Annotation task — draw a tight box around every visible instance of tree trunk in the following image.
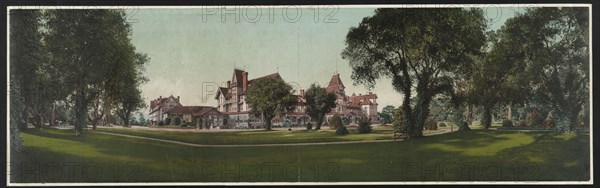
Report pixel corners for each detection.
[265,116,273,131]
[75,85,87,136]
[123,113,130,127]
[482,105,493,129]
[315,114,323,130]
[31,105,42,129]
[91,97,100,129]
[568,109,581,132]
[467,105,474,125]
[507,104,512,120]
[401,81,414,138]
[452,105,470,131]
[38,112,44,130]
[408,87,432,138]
[103,98,111,127]
[49,102,56,127]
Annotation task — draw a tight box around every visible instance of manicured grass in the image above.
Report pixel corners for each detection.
[94,126,437,145]
[11,128,589,183]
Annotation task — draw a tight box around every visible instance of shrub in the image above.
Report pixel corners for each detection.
[164,117,172,125]
[174,117,182,125]
[336,125,349,135]
[341,117,349,125]
[306,123,313,130]
[502,120,514,127]
[357,116,372,134]
[424,118,438,130]
[439,122,447,127]
[328,114,343,130]
[393,108,404,127]
[526,111,544,127]
[158,121,165,126]
[179,122,187,128]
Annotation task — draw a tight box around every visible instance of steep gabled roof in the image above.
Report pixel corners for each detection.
[165,106,219,116]
[242,73,282,94]
[326,74,345,93]
[328,74,344,88]
[193,107,220,116]
[214,87,229,99]
[349,93,378,105]
[248,73,281,85]
[165,106,204,114]
[233,69,245,85]
[150,95,181,112]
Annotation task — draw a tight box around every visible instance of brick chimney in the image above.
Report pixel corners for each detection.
[227,81,231,88]
[159,96,162,99]
[243,71,248,92]
[369,92,372,95]
[177,96,180,101]
[300,89,305,97]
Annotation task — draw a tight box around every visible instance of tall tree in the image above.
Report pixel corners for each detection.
[503,7,589,132]
[449,80,472,131]
[9,79,25,153]
[246,78,297,131]
[45,10,144,135]
[114,53,150,127]
[305,84,337,130]
[342,8,486,138]
[9,10,48,129]
[469,29,530,129]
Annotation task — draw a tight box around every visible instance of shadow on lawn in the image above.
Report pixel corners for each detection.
[334,130,590,182]
[15,128,590,182]
[490,132,590,181]
[10,145,159,183]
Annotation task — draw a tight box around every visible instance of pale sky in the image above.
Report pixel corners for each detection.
[129,6,523,115]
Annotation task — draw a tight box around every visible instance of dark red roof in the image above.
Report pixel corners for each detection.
[165,106,217,115]
[247,73,281,85]
[193,107,220,116]
[349,94,378,105]
[215,87,230,99]
[243,73,282,94]
[326,74,344,93]
[165,106,204,114]
[150,95,180,113]
[233,69,245,86]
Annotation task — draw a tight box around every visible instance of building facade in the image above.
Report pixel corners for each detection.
[148,95,182,124]
[163,106,223,129]
[214,69,287,128]
[214,69,379,128]
[324,74,379,123]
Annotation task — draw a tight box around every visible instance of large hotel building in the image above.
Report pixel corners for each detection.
[214,69,379,128]
[150,68,379,129]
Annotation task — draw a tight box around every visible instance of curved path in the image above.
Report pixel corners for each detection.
[92,128,455,148]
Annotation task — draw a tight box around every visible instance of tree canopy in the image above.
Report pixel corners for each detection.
[305,83,337,130]
[342,8,487,138]
[10,9,149,136]
[501,7,589,132]
[246,78,297,131]
[377,105,396,125]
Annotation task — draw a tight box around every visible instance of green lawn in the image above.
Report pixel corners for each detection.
[93,126,444,145]
[11,128,590,183]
